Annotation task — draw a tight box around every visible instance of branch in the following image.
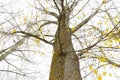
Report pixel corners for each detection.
[70,0,90,19]
[77,41,99,57]
[70,0,81,12]
[107,58,120,67]
[37,8,59,19]
[106,11,120,32]
[0,38,27,61]
[72,4,103,33]
[46,11,59,19]
[0,70,27,77]
[72,34,84,48]
[77,21,120,57]
[16,31,53,45]
[36,1,59,19]
[53,0,61,13]
[4,59,23,72]
[11,53,34,63]
[83,64,107,79]
[82,56,120,68]
[106,11,116,26]
[38,21,58,29]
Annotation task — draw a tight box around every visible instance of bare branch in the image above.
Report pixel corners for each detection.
[15,31,53,45]
[36,7,59,19]
[11,53,34,63]
[4,59,23,72]
[0,38,27,61]
[107,58,120,67]
[82,56,120,68]
[77,21,120,57]
[106,11,116,26]
[70,0,90,19]
[70,0,81,12]
[106,11,120,31]
[53,0,61,13]
[38,20,58,29]
[77,41,99,57]
[0,70,28,77]
[72,4,103,33]
[46,11,59,19]
[83,64,107,79]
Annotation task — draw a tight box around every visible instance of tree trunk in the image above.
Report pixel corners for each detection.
[49,12,82,80]
[49,50,81,80]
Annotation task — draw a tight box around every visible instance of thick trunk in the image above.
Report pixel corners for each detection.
[49,11,82,80]
[49,52,65,80]
[64,51,81,80]
[49,50,81,80]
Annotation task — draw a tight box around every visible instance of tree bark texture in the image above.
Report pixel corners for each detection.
[49,11,82,80]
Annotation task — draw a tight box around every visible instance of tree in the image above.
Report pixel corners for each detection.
[0,0,120,80]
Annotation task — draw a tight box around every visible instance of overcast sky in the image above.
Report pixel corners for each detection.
[0,0,120,80]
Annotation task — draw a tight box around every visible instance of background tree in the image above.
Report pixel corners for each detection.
[0,0,120,80]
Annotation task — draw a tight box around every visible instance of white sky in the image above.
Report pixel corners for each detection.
[0,0,120,80]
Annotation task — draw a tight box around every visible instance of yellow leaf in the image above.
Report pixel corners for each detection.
[109,32,114,37]
[102,71,107,76]
[35,38,40,43]
[101,57,108,62]
[97,75,102,80]
[108,39,112,43]
[102,0,107,3]
[41,52,44,55]
[116,45,120,48]
[109,73,112,77]
[114,19,119,24]
[23,16,27,23]
[103,15,108,18]
[71,27,75,31]
[97,56,101,61]
[93,69,98,75]
[97,22,102,25]
[114,37,120,42]
[11,29,16,33]
[104,40,113,47]
[105,28,109,32]
[112,63,117,68]
[24,18,26,23]
[45,7,48,13]
[89,65,93,70]
[35,38,40,46]
[34,52,36,55]
[39,27,42,32]
[83,14,86,17]
[104,20,109,24]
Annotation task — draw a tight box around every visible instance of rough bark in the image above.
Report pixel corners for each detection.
[49,7,82,80]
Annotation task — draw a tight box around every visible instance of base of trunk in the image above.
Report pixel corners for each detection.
[49,52,82,80]
[64,52,82,80]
